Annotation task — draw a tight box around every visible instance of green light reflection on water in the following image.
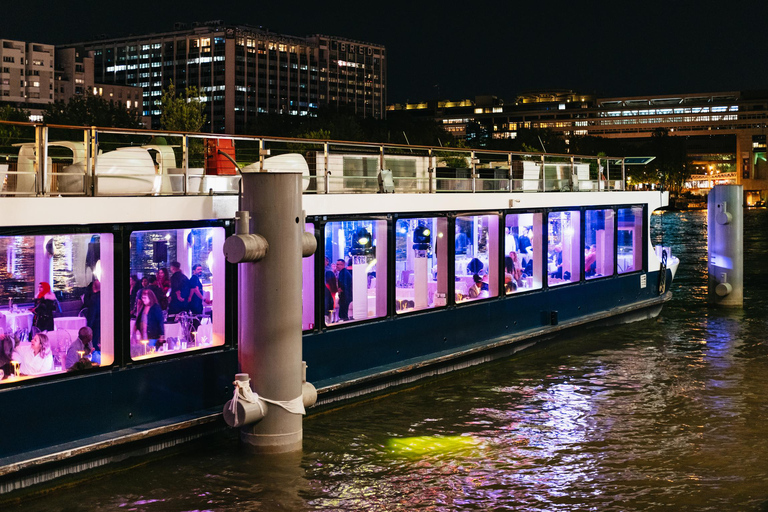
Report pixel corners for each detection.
[386,435,482,458]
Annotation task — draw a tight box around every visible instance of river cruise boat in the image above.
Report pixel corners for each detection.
[0,122,677,493]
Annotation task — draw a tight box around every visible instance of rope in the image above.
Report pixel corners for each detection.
[229,378,305,426]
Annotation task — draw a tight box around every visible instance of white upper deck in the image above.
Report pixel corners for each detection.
[0,121,665,227]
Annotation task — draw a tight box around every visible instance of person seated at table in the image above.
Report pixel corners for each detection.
[468,274,484,299]
[31,282,59,333]
[133,289,165,350]
[12,332,53,375]
[65,326,94,370]
[0,332,14,379]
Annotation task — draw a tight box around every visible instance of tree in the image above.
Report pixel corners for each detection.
[159,83,206,133]
[0,104,30,146]
[648,128,690,203]
[43,95,143,128]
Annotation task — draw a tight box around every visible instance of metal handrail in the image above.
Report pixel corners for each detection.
[0,121,629,197]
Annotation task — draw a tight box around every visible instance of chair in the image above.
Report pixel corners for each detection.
[378,169,395,193]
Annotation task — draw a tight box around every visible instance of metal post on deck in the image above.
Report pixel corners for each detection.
[708,185,743,307]
[182,135,189,195]
[223,170,317,453]
[85,127,95,195]
[621,158,627,190]
[323,142,330,193]
[471,151,477,193]
[35,125,48,196]
[428,148,434,193]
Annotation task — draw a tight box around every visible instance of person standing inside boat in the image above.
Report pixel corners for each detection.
[133,289,165,350]
[167,261,189,322]
[187,264,205,328]
[324,268,338,323]
[31,282,58,333]
[81,278,101,353]
[145,275,168,312]
[156,267,171,300]
[128,275,141,318]
[336,258,353,321]
[12,332,53,375]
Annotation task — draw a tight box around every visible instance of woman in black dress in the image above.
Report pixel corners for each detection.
[32,281,58,333]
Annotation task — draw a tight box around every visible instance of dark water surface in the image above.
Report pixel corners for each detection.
[14,210,768,511]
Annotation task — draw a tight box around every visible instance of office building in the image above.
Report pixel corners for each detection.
[64,21,387,133]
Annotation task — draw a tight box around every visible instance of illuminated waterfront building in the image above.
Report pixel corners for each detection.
[389,90,768,202]
[63,21,387,133]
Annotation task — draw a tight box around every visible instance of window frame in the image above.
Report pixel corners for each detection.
[124,220,232,365]
[392,213,450,317]
[318,215,391,330]
[0,223,117,386]
[453,211,502,306]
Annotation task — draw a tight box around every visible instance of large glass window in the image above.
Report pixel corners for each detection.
[585,209,615,280]
[302,222,315,331]
[504,212,543,293]
[324,220,387,326]
[547,210,581,287]
[395,217,448,313]
[618,207,643,274]
[128,227,225,360]
[455,214,499,303]
[1,232,114,383]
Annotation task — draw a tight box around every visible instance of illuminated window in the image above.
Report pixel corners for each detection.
[128,227,225,360]
[0,232,114,383]
[617,207,643,274]
[323,220,387,326]
[585,209,615,280]
[547,210,581,287]
[505,213,542,293]
[455,215,499,303]
[395,217,447,314]
[302,223,315,331]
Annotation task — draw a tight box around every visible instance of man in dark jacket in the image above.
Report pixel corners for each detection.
[336,259,353,321]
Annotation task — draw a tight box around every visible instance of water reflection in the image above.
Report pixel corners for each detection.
[9,210,768,511]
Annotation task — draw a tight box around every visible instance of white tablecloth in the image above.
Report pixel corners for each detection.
[54,316,87,331]
[1,310,33,332]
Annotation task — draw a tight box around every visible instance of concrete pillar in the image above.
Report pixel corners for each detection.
[238,171,305,452]
[707,185,743,307]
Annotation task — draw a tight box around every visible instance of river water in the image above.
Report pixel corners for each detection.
[13,210,768,511]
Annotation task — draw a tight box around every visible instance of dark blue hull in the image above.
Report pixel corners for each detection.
[306,269,669,394]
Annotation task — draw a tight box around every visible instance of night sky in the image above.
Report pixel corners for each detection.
[3,0,767,103]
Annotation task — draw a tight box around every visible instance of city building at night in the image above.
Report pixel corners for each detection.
[62,21,387,133]
[1,38,143,121]
[389,90,768,202]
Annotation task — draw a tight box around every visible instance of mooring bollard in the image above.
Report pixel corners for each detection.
[223,166,317,453]
[707,184,743,307]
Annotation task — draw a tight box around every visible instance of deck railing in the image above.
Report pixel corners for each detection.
[0,121,628,197]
